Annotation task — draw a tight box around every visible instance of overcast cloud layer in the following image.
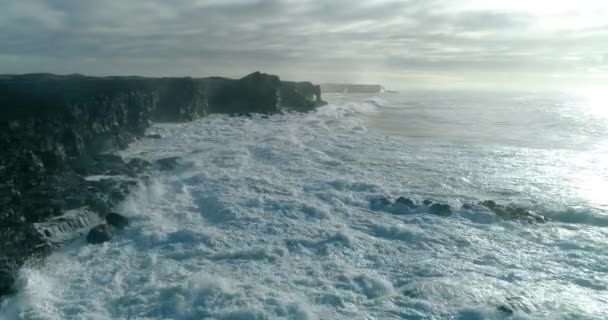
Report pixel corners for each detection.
[1,0,607,88]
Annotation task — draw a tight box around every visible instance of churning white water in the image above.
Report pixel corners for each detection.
[2,91,608,319]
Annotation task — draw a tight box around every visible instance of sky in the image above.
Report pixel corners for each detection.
[0,0,607,90]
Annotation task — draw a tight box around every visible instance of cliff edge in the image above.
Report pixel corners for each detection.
[0,72,326,297]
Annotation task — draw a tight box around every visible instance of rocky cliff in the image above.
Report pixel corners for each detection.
[0,72,326,297]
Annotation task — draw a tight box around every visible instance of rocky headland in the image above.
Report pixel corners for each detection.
[0,72,326,297]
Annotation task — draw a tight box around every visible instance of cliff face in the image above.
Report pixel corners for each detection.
[0,72,326,297]
[279,81,324,112]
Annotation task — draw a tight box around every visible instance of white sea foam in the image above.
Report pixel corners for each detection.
[2,93,608,319]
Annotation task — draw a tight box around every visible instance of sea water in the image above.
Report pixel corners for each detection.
[2,90,607,319]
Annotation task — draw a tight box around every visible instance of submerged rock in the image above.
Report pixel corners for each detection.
[497,305,515,316]
[389,197,418,215]
[370,197,391,211]
[479,200,548,223]
[155,157,180,171]
[87,224,117,244]
[428,203,452,217]
[127,158,152,173]
[395,197,417,209]
[106,213,129,229]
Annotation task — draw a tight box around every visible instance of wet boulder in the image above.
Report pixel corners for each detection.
[497,305,515,316]
[127,158,152,173]
[155,157,180,171]
[0,271,15,297]
[390,197,418,215]
[106,212,129,229]
[428,203,452,217]
[479,201,548,223]
[395,197,417,209]
[370,196,391,211]
[85,192,112,215]
[87,224,117,244]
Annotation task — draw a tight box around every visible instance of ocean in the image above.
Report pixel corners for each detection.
[2,91,607,319]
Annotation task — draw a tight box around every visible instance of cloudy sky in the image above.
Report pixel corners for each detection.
[1,0,607,89]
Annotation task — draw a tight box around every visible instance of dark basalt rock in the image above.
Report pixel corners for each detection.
[0,271,15,297]
[395,197,417,209]
[87,224,117,244]
[279,81,326,111]
[497,305,515,316]
[479,200,547,223]
[370,196,391,211]
[155,157,180,171]
[389,197,418,215]
[127,158,152,173]
[428,203,452,217]
[106,213,129,229]
[208,72,281,114]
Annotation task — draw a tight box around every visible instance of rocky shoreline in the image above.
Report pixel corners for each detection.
[0,72,326,298]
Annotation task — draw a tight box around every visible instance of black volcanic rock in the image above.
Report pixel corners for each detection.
[280,81,326,111]
[395,197,417,209]
[428,203,452,217]
[207,72,281,114]
[479,200,547,223]
[370,196,391,211]
[155,157,180,171]
[106,213,129,229]
[87,224,117,244]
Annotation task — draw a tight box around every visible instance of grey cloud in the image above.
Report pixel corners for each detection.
[0,0,606,86]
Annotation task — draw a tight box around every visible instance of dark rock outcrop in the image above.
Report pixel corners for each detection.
[155,157,180,171]
[395,197,417,209]
[87,224,117,244]
[369,196,391,211]
[370,196,452,217]
[427,203,452,217]
[478,200,547,223]
[207,72,281,114]
[0,71,325,298]
[106,213,129,229]
[280,81,326,111]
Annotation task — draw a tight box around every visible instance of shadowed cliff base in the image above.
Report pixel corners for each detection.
[0,72,326,298]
